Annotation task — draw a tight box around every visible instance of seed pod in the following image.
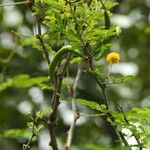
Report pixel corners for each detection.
[49,45,82,81]
[104,10,110,29]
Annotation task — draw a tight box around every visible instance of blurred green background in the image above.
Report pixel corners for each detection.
[0,0,150,149]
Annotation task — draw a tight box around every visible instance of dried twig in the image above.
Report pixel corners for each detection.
[65,63,82,150]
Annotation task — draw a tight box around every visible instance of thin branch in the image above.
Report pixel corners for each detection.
[0,32,17,82]
[23,133,36,150]
[80,113,105,118]
[117,103,143,150]
[65,63,82,150]
[95,76,130,147]
[11,31,33,37]
[0,49,15,82]
[0,50,15,64]
[99,0,107,11]
[35,15,50,65]
[92,74,109,109]
[48,54,72,150]
[23,115,36,150]
[0,1,28,7]
[89,67,130,147]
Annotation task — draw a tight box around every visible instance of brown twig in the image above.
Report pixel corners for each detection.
[86,59,129,147]
[94,75,130,147]
[35,15,50,65]
[48,54,72,150]
[65,63,82,150]
[93,75,109,109]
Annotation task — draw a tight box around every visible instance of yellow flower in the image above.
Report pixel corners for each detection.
[106,52,120,64]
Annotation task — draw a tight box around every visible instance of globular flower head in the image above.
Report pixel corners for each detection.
[106,52,120,64]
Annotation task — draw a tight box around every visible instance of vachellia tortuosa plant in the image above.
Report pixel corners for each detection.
[1,0,150,150]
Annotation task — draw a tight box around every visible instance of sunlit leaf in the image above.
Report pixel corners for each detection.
[35,107,52,120]
[112,75,135,84]
[0,74,49,92]
[75,99,107,112]
[1,129,31,139]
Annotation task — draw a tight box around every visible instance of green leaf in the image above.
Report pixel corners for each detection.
[39,84,54,91]
[0,74,49,92]
[112,75,135,84]
[76,99,107,112]
[35,107,52,120]
[95,48,109,60]
[1,129,31,139]
[36,124,44,132]
[93,27,117,60]
[90,65,105,81]
[129,107,150,125]
[103,1,119,10]
[26,122,34,129]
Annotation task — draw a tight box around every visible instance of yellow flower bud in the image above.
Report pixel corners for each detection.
[106,52,120,64]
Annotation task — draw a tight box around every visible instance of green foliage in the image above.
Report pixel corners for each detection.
[1,129,32,139]
[33,0,119,57]
[0,74,49,92]
[76,99,107,112]
[92,26,118,60]
[0,0,149,149]
[76,99,150,147]
[35,107,52,120]
[91,64,104,79]
[127,107,150,144]
[26,122,44,134]
[112,75,135,84]
[129,107,150,125]
[110,107,150,148]
[1,107,51,142]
